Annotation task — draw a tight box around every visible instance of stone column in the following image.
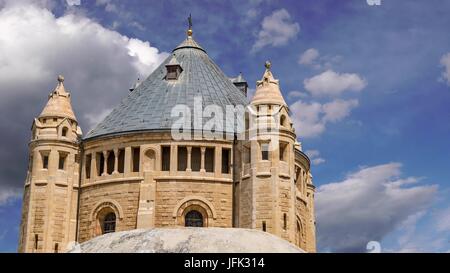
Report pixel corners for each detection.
[113,148,119,174]
[124,147,131,174]
[170,144,177,175]
[186,146,192,172]
[200,147,206,172]
[214,147,221,176]
[90,153,96,179]
[102,151,108,176]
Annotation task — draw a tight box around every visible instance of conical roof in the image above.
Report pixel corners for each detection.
[251,61,287,106]
[85,36,248,139]
[40,75,77,121]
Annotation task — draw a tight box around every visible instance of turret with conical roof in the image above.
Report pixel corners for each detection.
[251,61,287,107]
[40,75,77,122]
[19,75,81,253]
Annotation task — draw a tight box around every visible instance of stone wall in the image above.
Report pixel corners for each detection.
[78,181,140,242]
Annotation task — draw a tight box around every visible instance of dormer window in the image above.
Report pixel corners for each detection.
[166,64,182,80]
[165,55,183,81]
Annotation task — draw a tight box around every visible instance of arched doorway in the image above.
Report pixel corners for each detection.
[185,210,204,227]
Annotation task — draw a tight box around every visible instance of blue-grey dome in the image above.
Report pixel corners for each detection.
[85,36,248,140]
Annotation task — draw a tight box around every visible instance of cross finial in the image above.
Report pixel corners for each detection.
[187,14,193,37]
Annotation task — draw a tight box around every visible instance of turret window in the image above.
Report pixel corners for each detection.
[85,154,92,179]
[283,213,287,230]
[261,143,270,161]
[34,234,38,250]
[58,152,67,170]
[279,142,288,162]
[280,115,286,127]
[62,127,68,137]
[42,154,49,169]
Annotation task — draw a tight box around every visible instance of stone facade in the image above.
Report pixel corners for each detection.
[18,28,316,253]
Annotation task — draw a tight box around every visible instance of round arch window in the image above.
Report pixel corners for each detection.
[102,212,116,234]
[185,210,203,227]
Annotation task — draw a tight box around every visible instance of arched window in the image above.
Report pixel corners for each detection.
[102,212,116,234]
[62,127,68,137]
[185,210,203,227]
[280,115,286,127]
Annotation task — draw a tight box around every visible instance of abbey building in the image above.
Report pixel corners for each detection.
[18,24,316,253]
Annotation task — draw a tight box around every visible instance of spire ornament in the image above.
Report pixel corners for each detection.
[187,14,193,37]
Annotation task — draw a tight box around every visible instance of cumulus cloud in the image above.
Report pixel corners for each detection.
[435,207,450,232]
[440,53,450,85]
[316,163,437,252]
[305,150,325,165]
[0,3,169,204]
[290,99,359,138]
[252,9,300,52]
[288,90,308,99]
[299,48,319,65]
[298,48,342,70]
[66,0,80,6]
[304,70,367,97]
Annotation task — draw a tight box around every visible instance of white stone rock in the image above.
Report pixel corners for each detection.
[68,228,305,253]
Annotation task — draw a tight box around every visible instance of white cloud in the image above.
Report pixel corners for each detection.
[66,0,80,6]
[440,53,450,85]
[298,48,342,70]
[323,99,359,122]
[288,90,308,99]
[252,9,300,52]
[0,187,21,206]
[247,88,256,100]
[316,163,437,252]
[304,70,367,97]
[96,0,117,13]
[0,2,169,203]
[290,99,359,138]
[435,207,450,232]
[299,48,319,65]
[305,150,326,165]
[84,108,113,131]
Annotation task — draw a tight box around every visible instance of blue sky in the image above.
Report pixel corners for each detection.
[0,0,449,252]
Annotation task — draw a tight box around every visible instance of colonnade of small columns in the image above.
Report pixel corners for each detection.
[83,144,232,180]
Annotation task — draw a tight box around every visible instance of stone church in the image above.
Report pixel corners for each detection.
[18,23,316,253]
